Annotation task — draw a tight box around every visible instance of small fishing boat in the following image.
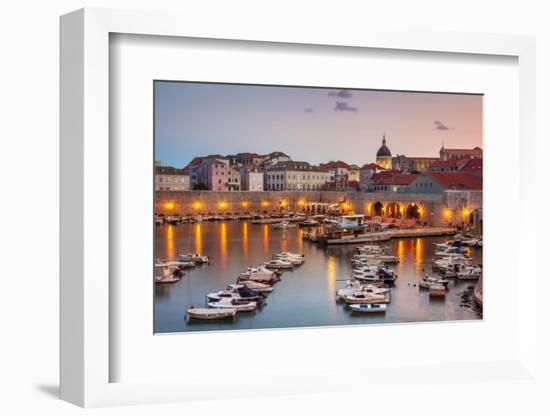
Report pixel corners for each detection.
[227,283,274,293]
[207,285,266,303]
[271,221,297,229]
[353,254,398,264]
[264,259,294,270]
[299,219,320,227]
[349,303,387,313]
[457,266,482,280]
[186,306,237,320]
[434,246,466,256]
[336,280,389,299]
[155,259,195,268]
[418,274,449,289]
[178,253,210,264]
[273,253,304,265]
[154,265,181,284]
[356,245,385,255]
[342,291,389,304]
[207,299,257,312]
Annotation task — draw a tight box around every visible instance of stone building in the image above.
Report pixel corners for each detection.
[359,163,386,191]
[439,145,482,161]
[367,170,417,193]
[240,168,264,191]
[265,161,330,191]
[154,165,190,191]
[191,158,241,191]
[406,172,482,194]
[392,155,439,172]
[375,134,392,169]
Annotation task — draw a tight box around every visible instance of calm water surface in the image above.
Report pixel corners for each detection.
[154,221,482,333]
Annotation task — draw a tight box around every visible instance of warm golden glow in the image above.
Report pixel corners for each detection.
[298,199,306,207]
[279,200,287,208]
[262,224,269,253]
[261,201,269,208]
[164,202,175,210]
[219,222,227,264]
[194,223,202,255]
[444,208,452,218]
[415,238,423,272]
[241,201,249,208]
[462,208,470,217]
[242,221,249,256]
[165,225,175,259]
[218,201,229,210]
[192,201,202,210]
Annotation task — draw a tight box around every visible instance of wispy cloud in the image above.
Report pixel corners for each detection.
[328,89,352,99]
[304,108,314,113]
[434,120,450,130]
[334,101,358,112]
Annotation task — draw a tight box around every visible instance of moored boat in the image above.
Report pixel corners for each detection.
[178,253,210,264]
[186,306,237,320]
[349,303,387,313]
[207,299,257,312]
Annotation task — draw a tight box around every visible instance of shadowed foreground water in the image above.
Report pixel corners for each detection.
[154,221,482,333]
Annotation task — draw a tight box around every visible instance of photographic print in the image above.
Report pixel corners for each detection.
[154,81,483,333]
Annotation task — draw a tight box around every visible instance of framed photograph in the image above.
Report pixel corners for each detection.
[60,8,537,407]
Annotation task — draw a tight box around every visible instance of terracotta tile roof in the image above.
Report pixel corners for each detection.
[155,166,187,175]
[429,159,469,169]
[360,163,385,170]
[371,171,417,185]
[460,158,483,173]
[427,172,482,190]
[320,160,351,169]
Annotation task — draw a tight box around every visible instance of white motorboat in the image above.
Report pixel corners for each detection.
[155,259,195,268]
[207,299,257,312]
[349,303,387,313]
[178,253,210,264]
[227,283,274,293]
[264,259,294,270]
[353,254,399,264]
[299,219,320,227]
[271,221,297,229]
[154,265,181,284]
[418,274,449,289]
[342,291,389,304]
[186,306,237,320]
[279,251,304,258]
[457,266,482,280]
[434,246,466,256]
[273,253,304,265]
[336,280,389,299]
[356,244,385,255]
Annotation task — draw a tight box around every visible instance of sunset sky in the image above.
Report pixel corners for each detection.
[154,81,482,168]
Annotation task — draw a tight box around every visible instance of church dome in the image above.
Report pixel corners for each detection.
[376,135,392,158]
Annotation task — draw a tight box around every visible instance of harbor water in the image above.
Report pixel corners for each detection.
[154,221,482,333]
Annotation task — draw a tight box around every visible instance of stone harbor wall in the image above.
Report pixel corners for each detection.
[154,190,474,227]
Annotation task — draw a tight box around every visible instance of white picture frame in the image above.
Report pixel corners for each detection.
[60,8,537,407]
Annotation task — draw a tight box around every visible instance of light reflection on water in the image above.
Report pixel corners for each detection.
[154,221,482,333]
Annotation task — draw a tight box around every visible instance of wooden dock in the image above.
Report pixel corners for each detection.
[324,227,456,245]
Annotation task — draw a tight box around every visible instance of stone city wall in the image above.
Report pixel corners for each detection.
[154,190,475,226]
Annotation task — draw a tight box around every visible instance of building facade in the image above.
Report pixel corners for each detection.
[265,161,330,191]
[367,170,417,193]
[439,145,482,161]
[241,169,264,191]
[154,166,190,191]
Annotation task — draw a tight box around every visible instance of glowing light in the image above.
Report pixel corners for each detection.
[194,223,202,254]
[164,202,175,210]
[298,199,306,207]
[242,221,249,256]
[218,201,229,210]
[444,208,452,218]
[219,222,227,264]
[192,201,202,210]
[241,201,249,208]
[261,201,269,207]
[166,225,175,259]
[463,208,470,217]
[279,200,288,207]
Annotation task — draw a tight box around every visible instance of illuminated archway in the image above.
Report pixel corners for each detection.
[373,201,384,216]
[386,202,401,218]
[405,203,420,219]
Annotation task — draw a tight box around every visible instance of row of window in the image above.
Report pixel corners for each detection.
[157,176,187,183]
[266,183,323,191]
[267,173,327,181]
